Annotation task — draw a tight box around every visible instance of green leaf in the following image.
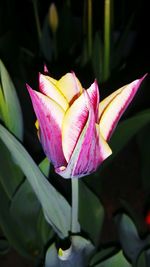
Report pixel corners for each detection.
[0,59,23,140]
[0,157,52,258]
[0,182,33,258]
[136,248,150,267]
[0,140,23,199]
[37,208,54,245]
[112,13,135,69]
[93,251,131,267]
[90,246,117,266]
[0,60,24,199]
[116,214,148,264]
[137,124,150,189]
[45,235,95,267]
[86,109,150,198]
[79,181,104,246]
[39,157,50,177]
[136,250,147,267]
[109,109,150,161]
[0,83,5,121]
[92,32,103,83]
[0,124,71,239]
[10,179,48,255]
[0,238,10,255]
[40,16,53,62]
[37,158,53,244]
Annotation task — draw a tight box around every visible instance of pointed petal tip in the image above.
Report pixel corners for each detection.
[94,78,98,85]
[39,72,45,82]
[134,73,148,87]
[94,79,99,91]
[129,73,147,96]
[141,73,148,79]
[44,64,49,73]
[70,70,75,75]
[26,83,34,94]
[99,74,147,141]
[39,73,46,90]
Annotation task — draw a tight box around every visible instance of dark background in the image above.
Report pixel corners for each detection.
[0,0,150,266]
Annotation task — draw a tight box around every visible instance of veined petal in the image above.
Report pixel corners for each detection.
[47,76,57,85]
[72,124,112,178]
[57,92,112,178]
[62,92,89,163]
[87,80,99,122]
[98,88,122,120]
[99,75,146,141]
[56,72,83,104]
[27,84,66,168]
[39,73,69,111]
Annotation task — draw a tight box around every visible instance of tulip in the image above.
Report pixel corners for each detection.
[27,72,145,178]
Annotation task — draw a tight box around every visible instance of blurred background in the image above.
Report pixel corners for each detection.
[0,0,150,266]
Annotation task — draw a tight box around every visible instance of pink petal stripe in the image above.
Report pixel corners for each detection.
[62,92,89,163]
[57,91,112,178]
[87,80,100,122]
[99,75,146,141]
[56,72,82,104]
[27,84,67,168]
[39,73,69,111]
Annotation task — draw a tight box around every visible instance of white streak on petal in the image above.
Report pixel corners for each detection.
[57,72,82,104]
[27,85,66,168]
[57,92,112,178]
[99,76,146,141]
[39,73,69,111]
[62,92,88,162]
[87,80,100,122]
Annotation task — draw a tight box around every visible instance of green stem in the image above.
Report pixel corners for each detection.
[53,33,58,61]
[103,0,111,81]
[32,0,42,42]
[71,178,80,233]
[87,0,92,59]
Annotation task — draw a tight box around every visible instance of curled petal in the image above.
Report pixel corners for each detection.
[39,73,69,111]
[87,80,100,122]
[27,84,66,168]
[57,72,83,104]
[99,75,146,141]
[62,92,89,163]
[57,92,112,178]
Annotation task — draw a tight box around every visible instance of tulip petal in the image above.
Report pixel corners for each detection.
[62,92,89,163]
[72,125,112,178]
[27,85,66,168]
[39,73,69,111]
[57,92,112,178]
[87,80,99,122]
[99,76,146,141]
[44,64,49,74]
[57,72,83,104]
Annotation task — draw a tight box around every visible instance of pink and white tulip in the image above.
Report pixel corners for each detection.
[27,72,145,178]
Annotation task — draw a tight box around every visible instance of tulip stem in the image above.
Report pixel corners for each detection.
[71,178,80,233]
[87,0,92,59]
[32,0,42,41]
[103,0,111,81]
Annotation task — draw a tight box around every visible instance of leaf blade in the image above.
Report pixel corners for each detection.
[0,124,71,238]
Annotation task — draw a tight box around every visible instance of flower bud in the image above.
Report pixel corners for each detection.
[49,3,59,34]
